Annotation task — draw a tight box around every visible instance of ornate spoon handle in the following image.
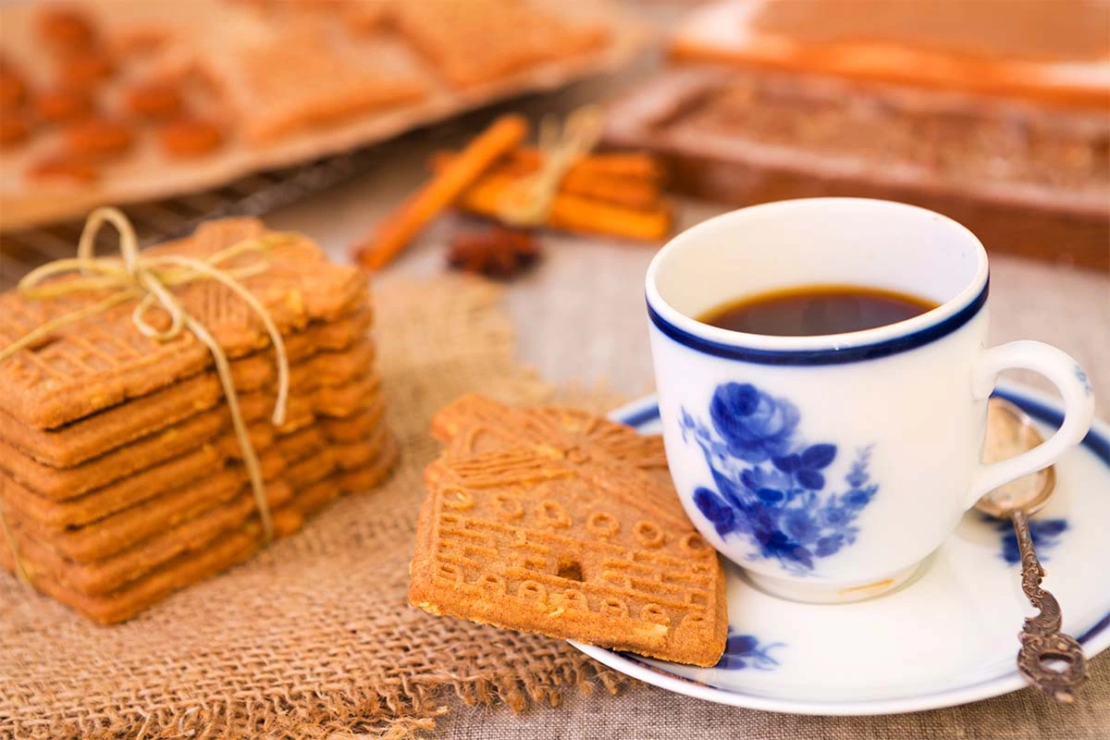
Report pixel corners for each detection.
[1012,509,1088,703]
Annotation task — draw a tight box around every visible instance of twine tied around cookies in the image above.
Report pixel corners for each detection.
[496,105,605,227]
[0,207,296,584]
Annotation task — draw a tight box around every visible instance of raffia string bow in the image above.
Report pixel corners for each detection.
[496,105,605,227]
[0,207,297,584]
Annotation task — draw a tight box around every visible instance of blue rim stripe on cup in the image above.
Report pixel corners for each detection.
[646,278,989,366]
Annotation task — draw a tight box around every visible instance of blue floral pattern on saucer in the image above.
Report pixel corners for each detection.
[715,631,783,671]
[681,382,879,574]
[985,516,1068,564]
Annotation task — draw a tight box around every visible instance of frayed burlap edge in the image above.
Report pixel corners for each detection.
[0,275,632,740]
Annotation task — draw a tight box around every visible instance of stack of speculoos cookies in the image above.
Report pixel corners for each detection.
[0,217,395,624]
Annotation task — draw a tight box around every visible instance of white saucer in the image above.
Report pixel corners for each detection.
[570,381,1110,716]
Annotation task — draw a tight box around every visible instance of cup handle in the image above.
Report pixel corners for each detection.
[967,340,1095,508]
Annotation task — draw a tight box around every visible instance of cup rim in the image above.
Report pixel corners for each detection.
[645,198,990,364]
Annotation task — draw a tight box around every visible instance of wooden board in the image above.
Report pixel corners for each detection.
[669,0,1110,110]
[603,68,1110,271]
[0,0,650,232]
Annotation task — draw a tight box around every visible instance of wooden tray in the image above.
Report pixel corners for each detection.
[604,68,1110,271]
[0,0,650,232]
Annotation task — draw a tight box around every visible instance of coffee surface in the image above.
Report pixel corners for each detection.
[698,284,937,336]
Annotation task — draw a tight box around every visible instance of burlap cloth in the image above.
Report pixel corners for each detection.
[2,272,1108,739]
[0,276,626,740]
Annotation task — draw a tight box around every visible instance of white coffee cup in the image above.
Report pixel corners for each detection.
[645,198,1096,604]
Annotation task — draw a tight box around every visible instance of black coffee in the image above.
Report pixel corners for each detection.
[698,284,937,336]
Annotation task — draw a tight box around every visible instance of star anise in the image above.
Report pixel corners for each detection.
[447,227,541,279]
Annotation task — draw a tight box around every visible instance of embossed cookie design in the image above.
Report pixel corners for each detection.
[410,395,728,667]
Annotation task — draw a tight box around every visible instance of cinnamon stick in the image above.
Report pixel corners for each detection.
[431,148,664,185]
[458,172,672,242]
[354,114,529,270]
[563,171,660,211]
[508,148,664,183]
[430,152,662,211]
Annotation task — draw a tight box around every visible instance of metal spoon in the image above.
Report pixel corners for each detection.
[975,398,1088,703]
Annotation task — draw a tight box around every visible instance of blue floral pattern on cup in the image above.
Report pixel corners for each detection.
[681,382,879,574]
[984,516,1068,564]
[715,631,784,671]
